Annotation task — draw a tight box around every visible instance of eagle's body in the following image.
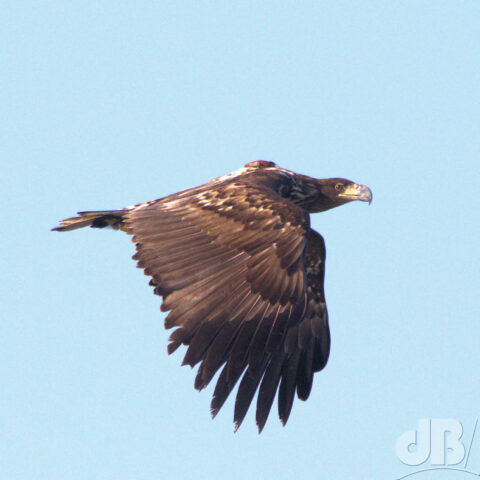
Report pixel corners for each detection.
[53,160,372,432]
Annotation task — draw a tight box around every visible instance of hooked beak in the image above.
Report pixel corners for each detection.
[339,183,372,205]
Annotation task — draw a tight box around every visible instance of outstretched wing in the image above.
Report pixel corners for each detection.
[124,179,314,428]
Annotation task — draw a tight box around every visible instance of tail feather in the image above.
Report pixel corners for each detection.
[52,209,128,232]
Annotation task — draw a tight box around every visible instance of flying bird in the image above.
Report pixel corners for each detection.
[53,160,372,432]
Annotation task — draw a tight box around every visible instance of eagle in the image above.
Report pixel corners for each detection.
[53,160,372,432]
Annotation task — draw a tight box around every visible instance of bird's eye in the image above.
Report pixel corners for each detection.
[335,183,345,192]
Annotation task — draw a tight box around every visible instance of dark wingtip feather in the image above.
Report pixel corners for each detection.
[181,358,195,367]
[210,366,229,419]
[296,340,315,401]
[255,353,285,433]
[194,369,206,391]
[233,360,269,432]
[278,349,301,426]
[167,341,181,355]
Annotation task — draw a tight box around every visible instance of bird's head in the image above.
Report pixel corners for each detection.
[289,176,372,213]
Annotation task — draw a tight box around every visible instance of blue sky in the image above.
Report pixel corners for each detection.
[1,2,479,479]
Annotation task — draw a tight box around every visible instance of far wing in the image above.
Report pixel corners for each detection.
[277,229,330,427]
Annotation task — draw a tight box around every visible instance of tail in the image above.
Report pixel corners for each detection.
[51,209,128,232]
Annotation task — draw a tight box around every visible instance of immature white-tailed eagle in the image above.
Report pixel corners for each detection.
[53,160,372,432]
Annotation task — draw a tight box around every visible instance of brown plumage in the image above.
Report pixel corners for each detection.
[52,160,372,432]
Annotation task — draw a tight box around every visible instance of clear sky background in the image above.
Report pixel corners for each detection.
[1,2,479,479]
